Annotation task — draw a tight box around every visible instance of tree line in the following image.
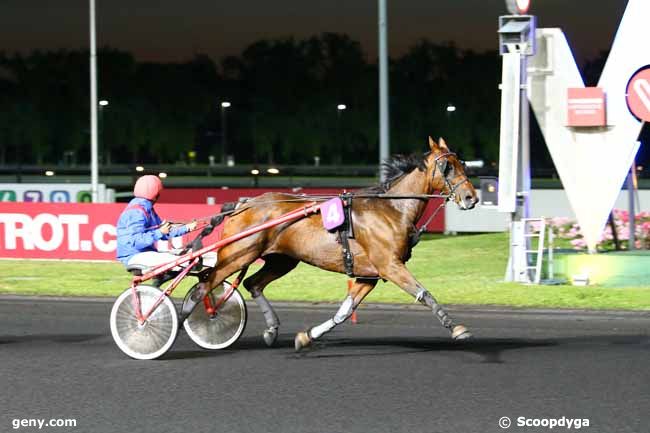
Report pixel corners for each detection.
[0,33,611,168]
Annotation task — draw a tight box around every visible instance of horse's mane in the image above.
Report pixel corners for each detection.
[363,153,428,193]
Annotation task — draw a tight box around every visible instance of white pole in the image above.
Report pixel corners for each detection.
[89,0,99,202]
[378,0,390,182]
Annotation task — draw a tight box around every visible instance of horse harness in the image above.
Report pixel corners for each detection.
[337,192,356,277]
[334,152,468,277]
[185,151,470,279]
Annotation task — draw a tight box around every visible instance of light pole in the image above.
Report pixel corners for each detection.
[378,0,390,182]
[337,104,346,164]
[99,100,108,165]
[220,101,231,164]
[89,0,99,202]
[446,104,456,134]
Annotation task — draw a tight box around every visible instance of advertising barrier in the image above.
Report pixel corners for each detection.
[0,202,222,261]
[0,192,445,260]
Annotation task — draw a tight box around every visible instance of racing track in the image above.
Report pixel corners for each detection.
[0,296,649,433]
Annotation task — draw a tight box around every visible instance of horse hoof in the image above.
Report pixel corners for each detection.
[294,331,312,352]
[451,325,472,341]
[263,327,278,347]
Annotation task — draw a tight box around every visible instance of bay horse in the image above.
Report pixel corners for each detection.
[186,137,478,351]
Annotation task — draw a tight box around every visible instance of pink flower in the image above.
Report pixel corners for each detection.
[618,226,630,241]
[570,238,587,250]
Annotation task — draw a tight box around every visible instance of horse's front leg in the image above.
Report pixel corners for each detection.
[295,278,377,351]
[382,260,472,341]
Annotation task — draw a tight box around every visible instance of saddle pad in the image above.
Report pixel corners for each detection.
[320,197,345,230]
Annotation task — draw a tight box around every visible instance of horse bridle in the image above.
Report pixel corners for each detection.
[433,152,471,199]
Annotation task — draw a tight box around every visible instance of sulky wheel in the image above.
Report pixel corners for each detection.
[110,285,179,360]
[183,282,247,350]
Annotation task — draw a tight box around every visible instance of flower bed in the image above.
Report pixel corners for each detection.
[541,210,650,251]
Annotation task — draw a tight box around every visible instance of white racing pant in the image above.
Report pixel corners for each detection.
[127,251,217,271]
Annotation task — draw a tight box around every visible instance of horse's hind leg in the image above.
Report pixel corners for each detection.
[180,243,261,322]
[381,260,471,341]
[294,278,377,351]
[243,254,299,347]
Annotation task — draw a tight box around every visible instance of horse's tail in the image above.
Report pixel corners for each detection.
[187,202,237,252]
[210,201,237,226]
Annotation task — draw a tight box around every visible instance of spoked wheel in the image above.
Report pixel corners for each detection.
[110,285,179,360]
[183,282,247,350]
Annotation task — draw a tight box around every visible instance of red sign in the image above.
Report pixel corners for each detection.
[567,87,606,127]
[626,65,650,122]
[506,0,531,14]
[0,202,222,261]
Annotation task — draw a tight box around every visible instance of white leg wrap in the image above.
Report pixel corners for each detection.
[309,296,355,340]
[309,319,335,339]
[334,296,354,324]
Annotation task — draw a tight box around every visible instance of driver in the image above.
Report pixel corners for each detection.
[116,175,197,269]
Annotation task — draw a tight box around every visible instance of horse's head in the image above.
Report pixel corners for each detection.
[425,136,478,210]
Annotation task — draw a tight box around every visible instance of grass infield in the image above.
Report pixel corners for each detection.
[0,233,648,310]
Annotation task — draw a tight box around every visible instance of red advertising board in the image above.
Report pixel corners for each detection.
[0,191,445,261]
[0,202,222,261]
[567,87,606,127]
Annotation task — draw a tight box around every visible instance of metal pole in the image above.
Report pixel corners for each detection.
[98,104,103,164]
[517,49,532,278]
[628,164,636,250]
[337,108,342,164]
[378,0,390,182]
[221,106,227,164]
[519,54,531,221]
[89,0,99,202]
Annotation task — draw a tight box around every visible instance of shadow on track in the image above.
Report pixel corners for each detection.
[152,333,650,361]
[0,334,104,345]
[287,337,556,363]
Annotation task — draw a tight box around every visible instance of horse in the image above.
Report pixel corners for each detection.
[185,136,478,351]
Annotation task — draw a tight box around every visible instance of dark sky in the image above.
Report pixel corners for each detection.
[2,0,628,64]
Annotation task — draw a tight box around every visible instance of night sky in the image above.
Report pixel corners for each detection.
[2,0,628,65]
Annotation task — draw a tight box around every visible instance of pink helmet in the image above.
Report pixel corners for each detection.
[133,175,163,201]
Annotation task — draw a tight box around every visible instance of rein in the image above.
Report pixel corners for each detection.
[165,152,471,228]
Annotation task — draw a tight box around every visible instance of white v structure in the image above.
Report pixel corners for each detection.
[528,0,648,252]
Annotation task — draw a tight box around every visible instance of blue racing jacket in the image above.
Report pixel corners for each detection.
[116,197,189,265]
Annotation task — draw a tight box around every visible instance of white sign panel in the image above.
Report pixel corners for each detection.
[528,0,648,252]
[498,51,521,213]
[0,184,108,203]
